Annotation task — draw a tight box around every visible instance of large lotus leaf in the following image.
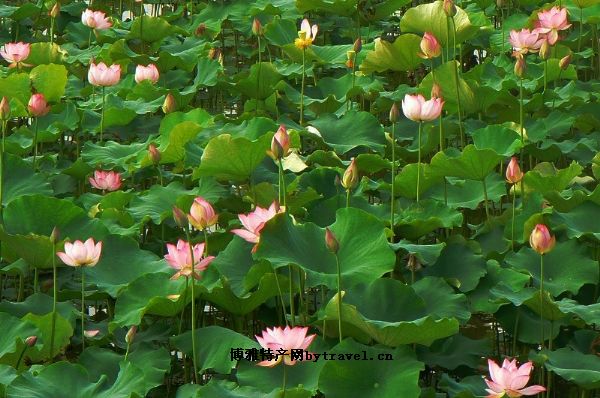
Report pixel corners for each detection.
[420,61,477,114]
[309,111,385,155]
[395,200,463,239]
[390,240,445,265]
[195,134,270,182]
[21,312,72,362]
[176,380,300,398]
[85,235,169,297]
[296,0,357,15]
[6,361,150,398]
[505,240,598,296]
[0,313,38,360]
[236,62,282,100]
[0,73,30,113]
[438,374,487,398]
[29,64,68,103]
[556,299,600,325]
[394,163,443,199]
[417,334,491,370]
[110,272,188,331]
[26,42,66,65]
[523,161,583,195]
[128,15,185,42]
[489,286,565,321]
[256,208,395,289]
[81,140,149,170]
[360,35,422,74]
[194,57,222,88]
[318,340,423,398]
[429,145,502,181]
[171,326,259,374]
[552,201,600,240]
[545,348,600,389]
[0,195,109,268]
[400,0,481,45]
[3,154,52,206]
[471,124,523,156]
[158,121,203,164]
[0,3,39,20]
[422,238,487,292]
[320,277,465,346]
[495,305,563,345]
[429,174,505,210]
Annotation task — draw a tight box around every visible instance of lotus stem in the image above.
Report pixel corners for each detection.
[32,118,39,169]
[540,254,545,350]
[100,87,105,143]
[177,277,189,335]
[278,159,287,208]
[449,16,464,148]
[50,240,57,359]
[511,188,516,251]
[300,49,306,125]
[81,267,85,350]
[416,121,422,204]
[273,265,288,325]
[335,254,343,343]
[282,364,287,398]
[346,188,350,208]
[519,78,525,205]
[184,229,199,384]
[390,123,396,241]
[288,264,295,327]
[256,35,262,114]
[482,178,490,222]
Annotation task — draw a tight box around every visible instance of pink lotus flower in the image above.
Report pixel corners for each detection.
[255,326,316,367]
[295,18,318,49]
[535,6,571,45]
[402,94,444,122]
[505,157,523,184]
[135,64,160,84]
[88,62,121,87]
[0,42,30,68]
[81,9,112,30]
[268,124,290,160]
[188,196,219,230]
[485,358,546,398]
[530,224,556,255]
[418,32,442,59]
[509,29,544,54]
[89,170,122,192]
[28,93,51,117]
[84,329,100,338]
[231,201,282,251]
[57,238,102,267]
[164,239,215,280]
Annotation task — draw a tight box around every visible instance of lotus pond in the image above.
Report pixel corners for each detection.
[0,0,600,397]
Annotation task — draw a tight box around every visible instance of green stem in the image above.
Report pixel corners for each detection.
[519,78,525,205]
[288,264,295,327]
[300,49,306,125]
[88,29,92,48]
[416,122,422,204]
[100,87,105,143]
[0,120,5,224]
[282,364,287,397]
[177,277,189,335]
[256,36,261,114]
[203,228,209,256]
[15,346,28,369]
[184,230,199,384]
[124,343,130,362]
[32,118,38,169]
[345,188,350,208]
[543,59,548,94]
[278,159,287,208]
[540,254,545,350]
[390,123,395,241]
[577,6,583,75]
[50,241,57,359]
[482,178,490,222]
[81,267,85,350]
[511,189,516,251]
[272,266,288,326]
[335,254,343,343]
[512,307,520,355]
[50,17,54,45]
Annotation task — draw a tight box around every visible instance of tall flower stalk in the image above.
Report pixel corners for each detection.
[389,103,399,240]
[530,224,556,351]
[341,158,358,208]
[325,228,342,342]
[294,19,318,125]
[506,157,523,250]
[49,227,59,359]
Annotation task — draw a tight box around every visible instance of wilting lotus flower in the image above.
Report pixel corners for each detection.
[505,157,523,184]
[509,29,544,54]
[88,62,121,87]
[135,64,159,84]
[268,124,290,160]
[89,170,122,192]
[232,202,282,251]
[28,93,51,117]
[418,32,442,59]
[535,6,571,45]
[529,224,556,255]
[81,9,112,30]
[164,239,215,280]
[402,94,444,122]
[295,18,318,49]
[485,358,546,398]
[514,53,527,78]
[57,238,102,267]
[188,196,219,230]
[0,42,31,68]
[255,326,316,367]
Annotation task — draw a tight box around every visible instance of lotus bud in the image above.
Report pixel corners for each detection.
[325,228,339,254]
[419,32,442,59]
[431,83,443,99]
[125,325,137,345]
[443,0,457,17]
[50,226,60,244]
[353,37,362,53]
[195,23,206,36]
[252,18,262,36]
[389,103,400,123]
[269,124,290,160]
[50,2,60,18]
[25,336,37,347]
[148,143,161,165]
[539,40,550,60]
[529,224,556,255]
[345,50,355,68]
[505,156,523,184]
[0,97,10,120]
[162,93,176,114]
[559,52,572,70]
[514,55,526,78]
[341,158,359,190]
[406,253,422,272]
[172,206,188,229]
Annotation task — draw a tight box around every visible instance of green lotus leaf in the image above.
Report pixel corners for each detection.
[471,124,523,156]
[360,35,423,74]
[395,200,463,239]
[29,64,68,103]
[128,15,186,43]
[523,161,583,195]
[0,313,38,360]
[417,334,491,370]
[545,348,600,389]
[552,201,600,240]
[429,145,502,181]
[420,61,477,113]
[236,62,282,100]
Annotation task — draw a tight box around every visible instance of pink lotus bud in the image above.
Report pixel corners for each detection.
[188,196,219,230]
[402,94,444,122]
[28,93,51,117]
[341,158,359,190]
[505,157,523,184]
[325,228,339,254]
[50,2,60,18]
[0,42,31,68]
[88,62,121,87]
[418,32,441,59]
[389,103,400,123]
[0,97,10,120]
[559,52,571,70]
[162,93,176,114]
[514,55,526,78]
[148,143,161,164]
[125,325,137,345]
[529,224,556,255]
[89,170,122,192]
[431,83,443,99]
[443,0,457,17]
[25,336,37,347]
[172,206,188,228]
[81,9,112,30]
[84,329,100,338]
[252,18,262,36]
[56,238,102,267]
[353,37,362,53]
[269,124,290,160]
[135,64,159,84]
